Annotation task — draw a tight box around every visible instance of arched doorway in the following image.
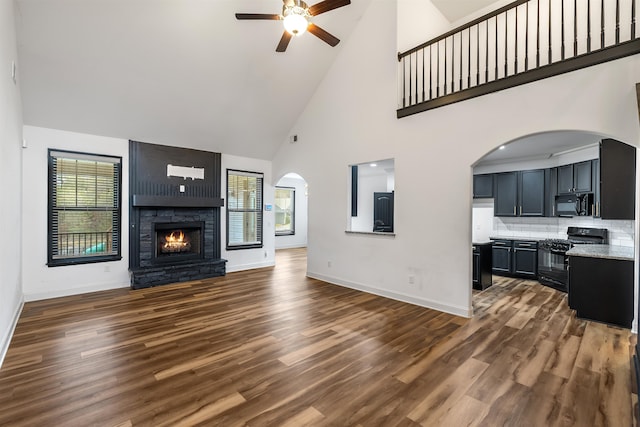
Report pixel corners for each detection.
[470,131,637,316]
[274,172,308,250]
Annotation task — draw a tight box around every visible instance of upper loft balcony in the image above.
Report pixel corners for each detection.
[397,0,640,118]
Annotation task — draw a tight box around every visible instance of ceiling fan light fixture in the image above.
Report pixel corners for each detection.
[282,4,310,36]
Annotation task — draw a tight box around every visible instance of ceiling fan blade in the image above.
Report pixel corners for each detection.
[309,0,350,16]
[235,13,281,20]
[307,23,340,47]
[276,31,293,52]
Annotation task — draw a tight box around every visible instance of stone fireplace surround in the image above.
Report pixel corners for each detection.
[129,141,226,289]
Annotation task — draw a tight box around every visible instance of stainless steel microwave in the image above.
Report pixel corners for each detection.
[555,193,593,217]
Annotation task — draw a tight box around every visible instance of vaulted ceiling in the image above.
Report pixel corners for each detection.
[15,0,373,159]
[15,0,534,161]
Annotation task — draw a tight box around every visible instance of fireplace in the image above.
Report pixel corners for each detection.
[153,221,204,264]
[129,141,226,289]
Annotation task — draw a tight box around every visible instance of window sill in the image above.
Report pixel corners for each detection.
[345,230,396,237]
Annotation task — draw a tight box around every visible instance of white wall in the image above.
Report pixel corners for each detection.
[275,175,308,249]
[273,0,640,318]
[21,126,131,300]
[0,0,25,366]
[222,154,275,272]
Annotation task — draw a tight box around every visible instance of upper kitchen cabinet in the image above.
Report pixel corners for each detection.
[494,172,518,216]
[598,139,636,220]
[473,174,494,198]
[557,161,592,195]
[494,169,545,217]
[519,169,545,216]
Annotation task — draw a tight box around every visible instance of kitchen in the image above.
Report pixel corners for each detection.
[471,132,636,330]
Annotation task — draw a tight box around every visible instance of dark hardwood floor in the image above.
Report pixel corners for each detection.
[0,248,636,426]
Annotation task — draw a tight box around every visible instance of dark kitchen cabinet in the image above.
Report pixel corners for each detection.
[557,161,592,195]
[518,169,545,216]
[491,239,537,278]
[494,169,545,217]
[545,167,558,217]
[473,174,494,198]
[472,242,492,290]
[592,159,600,217]
[599,139,636,220]
[494,172,518,216]
[512,240,537,277]
[491,240,512,274]
[568,255,633,328]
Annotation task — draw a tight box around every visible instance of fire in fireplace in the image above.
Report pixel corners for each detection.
[153,221,204,264]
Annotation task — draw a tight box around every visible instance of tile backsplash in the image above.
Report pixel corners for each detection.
[473,200,635,247]
[493,216,635,247]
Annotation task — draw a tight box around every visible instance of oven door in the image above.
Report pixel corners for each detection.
[537,246,569,291]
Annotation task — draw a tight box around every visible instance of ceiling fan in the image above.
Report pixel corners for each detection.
[235,0,351,52]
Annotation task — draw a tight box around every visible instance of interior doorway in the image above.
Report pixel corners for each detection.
[274,173,308,250]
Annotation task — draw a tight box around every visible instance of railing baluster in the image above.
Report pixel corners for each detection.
[549,0,552,64]
[414,52,418,105]
[451,35,455,93]
[496,16,499,79]
[477,24,480,85]
[505,11,509,77]
[486,20,489,82]
[422,48,425,102]
[515,6,519,73]
[525,2,529,71]
[402,58,406,107]
[588,0,592,52]
[461,30,465,90]
[601,0,605,48]
[574,0,578,56]
[437,41,440,97]
[561,0,565,60]
[409,54,412,105]
[429,45,432,99]
[616,0,620,44]
[633,0,637,39]
[444,38,448,95]
[537,0,540,67]
[468,27,472,88]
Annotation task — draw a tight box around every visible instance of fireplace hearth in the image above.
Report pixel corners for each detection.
[129,141,226,289]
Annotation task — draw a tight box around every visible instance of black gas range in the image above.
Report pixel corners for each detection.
[537,227,607,292]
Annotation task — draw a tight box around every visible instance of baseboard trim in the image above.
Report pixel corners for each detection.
[0,295,24,369]
[306,272,472,318]
[24,281,130,302]
[275,244,308,250]
[226,261,276,274]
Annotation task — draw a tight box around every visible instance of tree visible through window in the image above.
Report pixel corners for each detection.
[227,169,263,249]
[275,187,295,235]
[48,150,122,266]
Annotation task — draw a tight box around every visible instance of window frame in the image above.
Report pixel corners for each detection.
[47,149,122,267]
[226,169,264,250]
[274,186,295,236]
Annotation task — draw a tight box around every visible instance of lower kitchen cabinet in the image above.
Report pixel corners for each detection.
[568,255,633,328]
[491,239,537,278]
[472,242,492,290]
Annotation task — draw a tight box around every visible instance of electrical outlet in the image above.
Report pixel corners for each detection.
[327,261,332,268]
[408,274,415,285]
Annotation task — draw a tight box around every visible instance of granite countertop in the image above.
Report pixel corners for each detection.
[566,245,634,261]
[472,240,493,245]
[489,236,544,242]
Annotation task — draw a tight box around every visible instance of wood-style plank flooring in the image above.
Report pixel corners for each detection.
[0,248,636,426]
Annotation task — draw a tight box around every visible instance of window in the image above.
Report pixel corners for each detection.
[226,169,263,249]
[48,150,122,266]
[275,187,295,236]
